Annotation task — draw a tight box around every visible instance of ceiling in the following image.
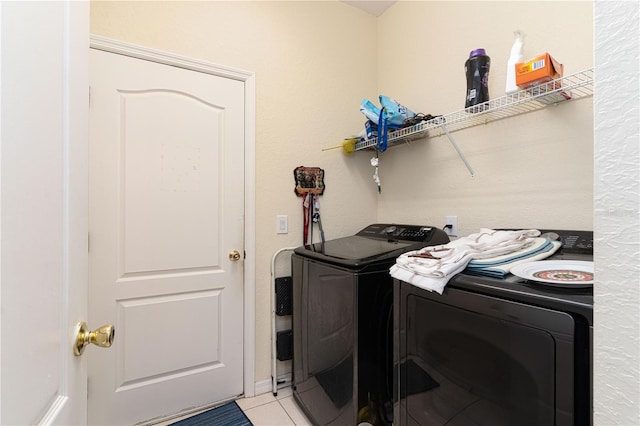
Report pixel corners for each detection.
[341,0,396,16]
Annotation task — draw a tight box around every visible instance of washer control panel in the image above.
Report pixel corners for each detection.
[356,223,448,243]
[549,230,593,255]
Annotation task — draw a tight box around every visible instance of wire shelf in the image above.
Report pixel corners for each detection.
[354,67,594,152]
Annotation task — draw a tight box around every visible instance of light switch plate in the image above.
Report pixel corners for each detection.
[277,215,288,234]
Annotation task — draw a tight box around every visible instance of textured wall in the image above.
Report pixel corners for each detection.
[594,1,640,424]
[90,1,379,387]
[91,5,640,421]
[375,1,593,235]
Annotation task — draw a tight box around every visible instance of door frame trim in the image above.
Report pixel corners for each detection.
[89,34,257,398]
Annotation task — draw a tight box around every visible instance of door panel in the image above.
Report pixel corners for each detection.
[117,291,222,385]
[0,2,88,425]
[122,90,223,273]
[89,48,245,425]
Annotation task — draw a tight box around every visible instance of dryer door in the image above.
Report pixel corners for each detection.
[395,281,578,426]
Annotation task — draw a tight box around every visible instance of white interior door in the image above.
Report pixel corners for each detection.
[0,2,88,425]
[88,47,245,425]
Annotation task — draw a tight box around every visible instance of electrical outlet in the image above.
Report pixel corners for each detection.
[276,215,288,234]
[445,215,458,237]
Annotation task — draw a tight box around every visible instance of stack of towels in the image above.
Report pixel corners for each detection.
[389,229,561,294]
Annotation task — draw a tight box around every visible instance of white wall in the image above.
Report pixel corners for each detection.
[91,2,640,423]
[376,1,593,234]
[593,1,640,424]
[90,0,380,390]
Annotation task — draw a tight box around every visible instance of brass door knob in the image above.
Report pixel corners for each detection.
[74,321,115,356]
[229,250,242,261]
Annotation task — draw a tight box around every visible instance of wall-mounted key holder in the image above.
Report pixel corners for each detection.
[293,166,325,196]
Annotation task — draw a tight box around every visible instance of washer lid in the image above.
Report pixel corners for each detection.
[295,235,415,268]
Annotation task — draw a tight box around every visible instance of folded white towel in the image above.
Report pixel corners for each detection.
[389,228,540,294]
[466,239,562,278]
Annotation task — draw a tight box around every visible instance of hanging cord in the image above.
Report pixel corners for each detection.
[376,107,389,152]
[371,153,381,193]
[302,193,311,245]
[312,195,325,245]
[309,194,314,244]
[370,107,386,193]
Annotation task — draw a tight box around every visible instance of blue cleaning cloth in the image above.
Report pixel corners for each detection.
[465,238,561,278]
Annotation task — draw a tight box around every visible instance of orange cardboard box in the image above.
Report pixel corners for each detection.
[515,53,564,89]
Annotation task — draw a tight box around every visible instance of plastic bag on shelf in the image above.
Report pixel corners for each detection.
[379,95,416,127]
[360,95,416,129]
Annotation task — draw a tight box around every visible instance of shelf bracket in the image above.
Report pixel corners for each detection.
[441,123,475,178]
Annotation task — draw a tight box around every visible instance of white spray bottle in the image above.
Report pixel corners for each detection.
[505,30,524,94]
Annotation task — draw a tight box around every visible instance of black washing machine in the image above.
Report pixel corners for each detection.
[394,229,593,426]
[292,224,449,426]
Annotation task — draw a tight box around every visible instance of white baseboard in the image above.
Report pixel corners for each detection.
[254,379,273,396]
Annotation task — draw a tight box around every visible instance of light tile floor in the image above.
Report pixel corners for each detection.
[154,387,312,426]
[236,386,313,426]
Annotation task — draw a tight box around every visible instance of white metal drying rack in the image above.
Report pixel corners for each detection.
[354,68,594,177]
